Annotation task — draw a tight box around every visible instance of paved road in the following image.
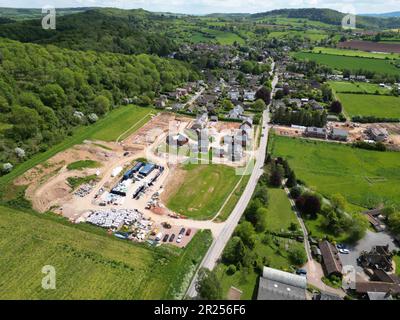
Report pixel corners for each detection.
[186,73,278,298]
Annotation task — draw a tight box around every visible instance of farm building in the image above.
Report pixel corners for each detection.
[367,127,389,142]
[257,267,307,300]
[319,240,343,278]
[139,163,156,177]
[330,128,349,141]
[358,245,393,272]
[305,127,327,139]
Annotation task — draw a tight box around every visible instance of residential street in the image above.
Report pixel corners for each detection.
[186,73,278,298]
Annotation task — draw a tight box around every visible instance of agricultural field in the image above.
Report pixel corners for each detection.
[267,30,328,42]
[166,163,242,220]
[270,135,400,209]
[294,52,400,76]
[337,93,400,119]
[329,81,392,94]
[312,47,400,60]
[337,40,400,54]
[0,206,212,299]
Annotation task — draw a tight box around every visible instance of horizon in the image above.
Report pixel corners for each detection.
[0,1,399,15]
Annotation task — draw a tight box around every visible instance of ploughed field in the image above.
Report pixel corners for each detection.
[0,206,212,299]
[270,135,400,209]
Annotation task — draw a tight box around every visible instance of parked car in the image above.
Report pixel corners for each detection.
[296,269,307,276]
[177,235,182,244]
[123,152,130,156]
[336,244,345,249]
[339,249,350,254]
[186,228,192,236]
[162,234,169,242]
[179,228,185,235]
[169,234,175,242]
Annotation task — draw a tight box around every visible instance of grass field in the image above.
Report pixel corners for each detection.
[312,47,400,60]
[294,52,400,76]
[270,135,400,209]
[66,160,101,171]
[166,163,241,220]
[0,105,153,188]
[267,30,328,42]
[265,188,300,233]
[329,81,391,95]
[189,28,245,45]
[89,105,155,142]
[337,93,400,119]
[0,206,212,299]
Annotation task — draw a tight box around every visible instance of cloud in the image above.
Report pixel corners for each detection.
[1,0,399,14]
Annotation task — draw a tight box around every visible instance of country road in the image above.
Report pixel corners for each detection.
[186,70,278,298]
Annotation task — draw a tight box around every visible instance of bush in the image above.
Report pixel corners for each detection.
[288,247,307,266]
[227,265,237,275]
[290,186,302,199]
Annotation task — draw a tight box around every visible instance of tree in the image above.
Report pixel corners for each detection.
[297,193,321,218]
[286,170,297,188]
[235,221,256,249]
[321,84,333,102]
[330,100,343,114]
[93,95,110,115]
[255,86,271,105]
[269,164,282,187]
[196,268,222,300]
[274,90,285,100]
[290,186,302,199]
[252,99,266,112]
[288,247,307,266]
[222,236,246,266]
[253,207,267,232]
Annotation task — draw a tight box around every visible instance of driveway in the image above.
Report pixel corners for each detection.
[340,230,399,275]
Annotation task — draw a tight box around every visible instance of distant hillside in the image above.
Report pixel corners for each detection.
[362,12,400,18]
[0,7,91,20]
[250,8,400,29]
[0,8,178,56]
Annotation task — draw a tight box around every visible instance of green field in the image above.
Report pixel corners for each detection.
[312,47,400,60]
[329,81,391,95]
[166,163,241,220]
[67,160,101,171]
[337,93,400,119]
[0,105,153,188]
[89,105,155,142]
[189,28,245,45]
[265,188,300,233]
[294,52,400,76]
[267,30,328,42]
[270,135,400,209]
[0,206,212,299]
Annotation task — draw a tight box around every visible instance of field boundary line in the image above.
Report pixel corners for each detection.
[116,111,154,143]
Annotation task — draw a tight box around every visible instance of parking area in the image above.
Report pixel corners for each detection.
[149,223,198,248]
[340,230,399,274]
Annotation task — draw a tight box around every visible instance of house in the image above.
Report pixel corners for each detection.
[310,101,324,111]
[330,128,349,142]
[243,90,256,101]
[228,90,240,101]
[319,240,343,278]
[356,281,400,297]
[191,113,208,130]
[304,127,327,139]
[363,208,386,232]
[358,245,393,272]
[166,134,189,147]
[155,95,168,109]
[257,267,307,300]
[210,115,218,122]
[228,105,244,119]
[367,127,389,142]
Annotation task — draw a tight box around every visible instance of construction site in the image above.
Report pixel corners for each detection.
[13,112,257,247]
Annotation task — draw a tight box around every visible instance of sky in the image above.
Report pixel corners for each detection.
[0,0,399,15]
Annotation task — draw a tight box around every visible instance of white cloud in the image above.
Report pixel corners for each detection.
[0,0,398,14]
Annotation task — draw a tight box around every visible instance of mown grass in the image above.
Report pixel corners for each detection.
[270,135,400,209]
[66,160,101,171]
[294,52,400,76]
[0,205,211,299]
[166,163,241,220]
[337,93,400,119]
[328,81,391,95]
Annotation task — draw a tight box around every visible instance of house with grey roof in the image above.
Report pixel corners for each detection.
[330,128,349,141]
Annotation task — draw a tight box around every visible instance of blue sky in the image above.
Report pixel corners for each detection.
[0,0,399,14]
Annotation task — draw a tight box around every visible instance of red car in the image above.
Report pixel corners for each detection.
[185,228,192,236]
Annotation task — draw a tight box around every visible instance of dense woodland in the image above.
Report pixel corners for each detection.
[0,38,199,167]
